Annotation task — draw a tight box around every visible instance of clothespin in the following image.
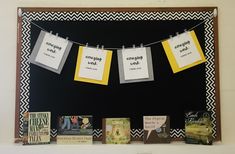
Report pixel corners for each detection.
[55,33,59,39]
[169,35,173,40]
[49,31,53,36]
[184,29,188,34]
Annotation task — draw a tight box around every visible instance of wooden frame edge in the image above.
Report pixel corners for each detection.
[19,7,217,12]
[213,7,221,141]
[15,7,22,142]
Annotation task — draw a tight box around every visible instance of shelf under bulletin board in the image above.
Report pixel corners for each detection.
[15,7,221,142]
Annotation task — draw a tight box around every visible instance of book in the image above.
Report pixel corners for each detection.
[185,111,213,145]
[22,112,51,145]
[57,115,93,144]
[143,116,170,143]
[102,118,131,144]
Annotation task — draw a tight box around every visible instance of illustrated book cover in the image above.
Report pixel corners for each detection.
[102,118,131,144]
[22,112,51,145]
[57,115,93,144]
[143,116,170,143]
[185,111,213,145]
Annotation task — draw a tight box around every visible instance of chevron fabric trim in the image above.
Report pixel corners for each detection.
[170,129,185,138]
[93,129,102,138]
[19,10,217,139]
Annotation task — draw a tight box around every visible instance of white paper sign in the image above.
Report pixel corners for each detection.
[35,32,69,70]
[168,32,202,68]
[122,47,149,80]
[78,47,107,80]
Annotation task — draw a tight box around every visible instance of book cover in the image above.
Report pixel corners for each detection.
[102,118,131,144]
[57,115,93,144]
[185,111,213,145]
[22,112,51,145]
[143,116,170,143]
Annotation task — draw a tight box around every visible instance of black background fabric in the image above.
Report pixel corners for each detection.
[29,20,206,130]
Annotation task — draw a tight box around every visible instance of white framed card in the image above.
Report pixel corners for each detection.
[168,32,202,68]
[78,47,107,81]
[29,30,73,74]
[117,47,154,84]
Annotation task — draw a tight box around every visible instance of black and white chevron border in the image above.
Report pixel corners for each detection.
[170,129,185,138]
[19,10,217,139]
[92,129,185,139]
[204,18,217,138]
[93,129,102,138]
[19,18,31,137]
[131,129,144,138]
[50,129,57,138]
[50,128,185,139]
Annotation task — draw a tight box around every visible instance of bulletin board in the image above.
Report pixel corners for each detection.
[15,7,221,141]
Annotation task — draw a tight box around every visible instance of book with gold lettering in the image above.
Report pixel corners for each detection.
[185,111,213,145]
[22,112,51,145]
[102,118,131,144]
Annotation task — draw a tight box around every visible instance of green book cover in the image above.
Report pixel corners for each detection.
[185,111,213,145]
[102,118,131,144]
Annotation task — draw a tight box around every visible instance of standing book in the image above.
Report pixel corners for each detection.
[143,116,170,143]
[185,111,213,145]
[102,118,131,144]
[22,112,51,145]
[57,115,93,144]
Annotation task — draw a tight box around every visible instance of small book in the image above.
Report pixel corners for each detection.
[22,112,51,145]
[57,115,93,144]
[185,111,213,145]
[143,116,170,143]
[102,118,131,144]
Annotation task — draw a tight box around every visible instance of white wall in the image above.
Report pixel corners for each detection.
[0,0,235,150]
